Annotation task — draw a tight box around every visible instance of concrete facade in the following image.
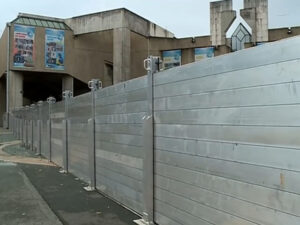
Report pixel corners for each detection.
[241,0,268,42]
[210,0,236,46]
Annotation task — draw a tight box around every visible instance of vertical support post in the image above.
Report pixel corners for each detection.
[47,97,56,161]
[61,90,73,173]
[85,79,101,191]
[25,106,30,149]
[20,108,24,146]
[135,56,159,225]
[30,104,35,151]
[37,101,43,156]
[16,115,19,139]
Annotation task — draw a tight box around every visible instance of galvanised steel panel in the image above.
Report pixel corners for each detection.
[50,101,65,167]
[95,140,144,158]
[67,118,90,183]
[95,112,146,124]
[153,37,300,86]
[96,133,143,147]
[95,76,147,98]
[95,173,144,213]
[156,149,300,194]
[154,59,300,99]
[155,186,256,225]
[156,163,300,216]
[154,105,300,126]
[155,177,299,225]
[95,124,143,136]
[33,120,38,151]
[154,36,300,225]
[96,149,143,170]
[154,81,300,111]
[155,200,212,225]
[95,78,147,215]
[95,88,147,106]
[155,124,300,149]
[96,166,143,192]
[95,100,147,115]
[155,137,300,172]
[96,157,143,181]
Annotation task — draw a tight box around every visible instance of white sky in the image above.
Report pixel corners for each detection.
[1,0,300,38]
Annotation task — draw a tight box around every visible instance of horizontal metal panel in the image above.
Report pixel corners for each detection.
[155,124,300,149]
[96,76,147,98]
[95,141,144,158]
[51,138,63,147]
[96,149,143,169]
[95,88,147,106]
[156,137,300,172]
[51,130,63,140]
[51,150,63,167]
[156,150,300,194]
[154,212,182,225]
[154,59,300,98]
[51,122,63,130]
[155,199,212,225]
[96,157,143,181]
[68,122,88,130]
[95,100,147,115]
[96,132,143,147]
[155,81,300,111]
[68,129,89,138]
[68,154,89,167]
[68,144,89,157]
[95,123,143,136]
[96,165,143,192]
[68,106,91,117]
[155,105,300,127]
[50,112,65,119]
[68,135,90,146]
[156,185,255,225]
[69,92,91,104]
[95,112,146,124]
[154,37,300,86]
[96,173,144,214]
[156,177,300,225]
[156,162,300,216]
[68,167,89,184]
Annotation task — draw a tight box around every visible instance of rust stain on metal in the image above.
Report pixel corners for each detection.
[280,173,285,188]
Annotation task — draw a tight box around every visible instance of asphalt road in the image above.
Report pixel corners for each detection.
[0,130,139,225]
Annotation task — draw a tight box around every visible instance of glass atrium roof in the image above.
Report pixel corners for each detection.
[13,17,70,30]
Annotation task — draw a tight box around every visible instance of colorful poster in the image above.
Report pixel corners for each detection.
[13,25,35,67]
[45,29,65,70]
[163,50,181,70]
[195,47,214,62]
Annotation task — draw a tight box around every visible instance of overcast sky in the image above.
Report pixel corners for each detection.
[1,0,300,38]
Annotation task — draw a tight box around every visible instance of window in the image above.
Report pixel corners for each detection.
[231,23,251,51]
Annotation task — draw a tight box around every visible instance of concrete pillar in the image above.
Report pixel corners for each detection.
[62,76,74,93]
[9,70,23,110]
[113,27,131,84]
[0,78,6,127]
[241,0,268,43]
[210,0,236,46]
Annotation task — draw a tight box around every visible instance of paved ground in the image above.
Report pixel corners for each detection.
[0,161,62,225]
[0,129,139,225]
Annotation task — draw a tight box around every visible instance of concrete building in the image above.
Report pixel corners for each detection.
[0,0,299,127]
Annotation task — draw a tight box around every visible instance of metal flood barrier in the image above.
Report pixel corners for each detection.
[9,35,300,225]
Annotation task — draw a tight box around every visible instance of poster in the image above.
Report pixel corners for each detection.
[195,47,214,62]
[13,25,35,67]
[45,29,65,70]
[163,50,181,70]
